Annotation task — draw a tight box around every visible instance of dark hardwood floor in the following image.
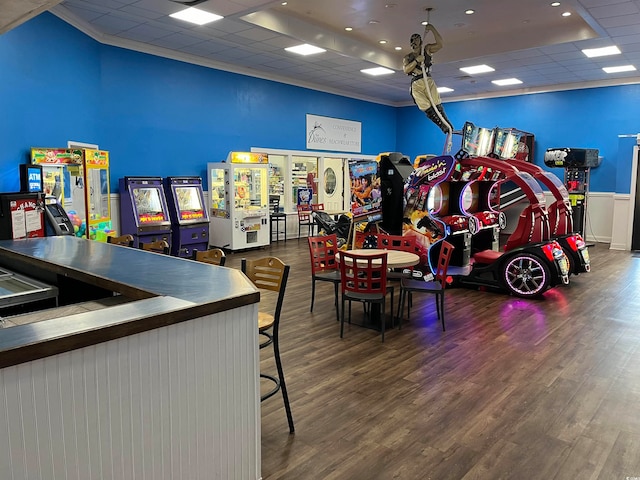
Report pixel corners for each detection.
[223,240,640,480]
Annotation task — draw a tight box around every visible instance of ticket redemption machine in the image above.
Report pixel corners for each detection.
[544,147,601,237]
[208,152,269,251]
[164,176,210,258]
[119,176,172,249]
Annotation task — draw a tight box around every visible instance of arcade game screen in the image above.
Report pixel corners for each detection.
[174,186,205,221]
[133,187,167,223]
[462,122,494,157]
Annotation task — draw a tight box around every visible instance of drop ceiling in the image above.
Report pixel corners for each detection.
[12,0,640,105]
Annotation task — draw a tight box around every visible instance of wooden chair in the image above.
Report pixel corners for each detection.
[269,195,287,242]
[397,240,455,331]
[338,250,394,342]
[107,234,134,247]
[192,248,226,266]
[139,240,170,255]
[297,205,315,238]
[308,234,341,321]
[241,256,294,433]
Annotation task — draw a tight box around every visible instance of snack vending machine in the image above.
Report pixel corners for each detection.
[119,176,172,249]
[208,152,269,251]
[164,176,210,258]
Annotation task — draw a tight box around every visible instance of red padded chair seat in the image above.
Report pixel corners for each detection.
[473,249,503,264]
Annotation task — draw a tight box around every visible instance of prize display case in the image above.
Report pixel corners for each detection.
[208,152,269,251]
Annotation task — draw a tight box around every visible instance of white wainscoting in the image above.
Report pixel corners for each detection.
[0,304,261,480]
[111,190,620,247]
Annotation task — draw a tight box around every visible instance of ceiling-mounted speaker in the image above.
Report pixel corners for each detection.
[169,0,209,6]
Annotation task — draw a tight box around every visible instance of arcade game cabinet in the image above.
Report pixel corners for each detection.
[208,152,269,251]
[31,147,114,240]
[164,176,210,258]
[119,176,172,250]
[379,152,414,235]
[544,147,601,238]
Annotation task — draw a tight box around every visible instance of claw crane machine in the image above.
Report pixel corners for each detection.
[208,151,269,250]
[30,147,113,240]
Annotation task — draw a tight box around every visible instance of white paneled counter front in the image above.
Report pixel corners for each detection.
[0,236,261,480]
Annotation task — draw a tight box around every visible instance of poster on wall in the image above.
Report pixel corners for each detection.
[349,160,381,217]
[306,114,362,153]
[297,187,313,207]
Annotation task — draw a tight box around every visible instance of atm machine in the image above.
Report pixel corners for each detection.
[119,176,172,250]
[164,176,210,258]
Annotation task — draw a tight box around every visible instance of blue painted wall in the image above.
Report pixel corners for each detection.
[397,86,640,194]
[1,12,637,195]
[0,13,397,193]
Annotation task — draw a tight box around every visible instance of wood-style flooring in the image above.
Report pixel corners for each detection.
[225,240,639,480]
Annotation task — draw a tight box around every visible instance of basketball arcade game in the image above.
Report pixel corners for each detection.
[119,176,172,249]
[164,176,209,258]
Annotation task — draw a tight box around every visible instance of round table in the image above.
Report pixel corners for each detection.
[336,248,420,269]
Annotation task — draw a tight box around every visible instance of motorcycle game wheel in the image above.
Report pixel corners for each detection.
[502,253,551,298]
[498,211,507,230]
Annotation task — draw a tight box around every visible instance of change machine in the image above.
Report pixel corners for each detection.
[208,152,269,250]
[164,176,210,258]
[119,176,172,249]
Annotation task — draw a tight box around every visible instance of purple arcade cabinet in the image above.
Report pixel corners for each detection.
[119,176,172,250]
[163,176,210,258]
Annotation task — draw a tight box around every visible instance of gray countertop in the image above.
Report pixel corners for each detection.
[0,236,259,368]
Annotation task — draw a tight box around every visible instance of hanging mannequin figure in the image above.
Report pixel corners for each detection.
[403,24,453,134]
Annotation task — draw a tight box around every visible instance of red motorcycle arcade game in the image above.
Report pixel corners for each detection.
[163,176,210,258]
[404,122,571,298]
[119,176,172,250]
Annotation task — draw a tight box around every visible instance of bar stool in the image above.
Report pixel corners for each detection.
[139,240,170,254]
[242,256,294,433]
[269,195,287,242]
[107,234,134,247]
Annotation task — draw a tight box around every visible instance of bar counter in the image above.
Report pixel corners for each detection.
[0,236,262,480]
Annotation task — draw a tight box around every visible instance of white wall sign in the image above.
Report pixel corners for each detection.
[306,114,362,153]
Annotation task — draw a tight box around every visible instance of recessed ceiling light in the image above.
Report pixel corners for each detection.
[465,9,475,15]
[603,65,636,73]
[369,20,380,24]
[281,1,288,5]
[395,46,402,51]
[492,78,523,86]
[551,2,561,6]
[379,40,387,44]
[437,87,454,93]
[285,44,326,56]
[345,27,353,31]
[562,11,571,16]
[460,64,495,74]
[421,21,428,26]
[582,46,621,58]
[169,7,223,26]
[361,67,395,76]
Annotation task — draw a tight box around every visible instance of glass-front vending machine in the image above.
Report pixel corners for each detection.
[208,152,269,250]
